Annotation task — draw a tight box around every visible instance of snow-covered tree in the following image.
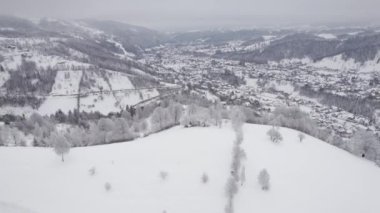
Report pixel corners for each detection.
[209,103,223,127]
[112,117,133,141]
[240,166,246,186]
[181,104,211,127]
[97,118,115,144]
[51,133,71,162]
[201,173,209,184]
[225,176,238,213]
[258,169,270,190]
[159,171,168,181]
[0,126,24,146]
[298,133,305,142]
[267,127,283,143]
[168,102,183,125]
[105,182,112,191]
[230,106,246,132]
[151,106,171,132]
[89,167,96,176]
[65,126,85,147]
[350,129,380,161]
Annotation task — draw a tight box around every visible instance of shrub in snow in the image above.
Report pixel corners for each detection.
[298,133,305,142]
[89,167,96,176]
[50,132,71,162]
[159,171,168,181]
[267,127,283,143]
[258,169,270,191]
[201,173,209,184]
[105,182,112,191]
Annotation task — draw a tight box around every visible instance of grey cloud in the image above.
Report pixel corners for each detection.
[0,0,379,30]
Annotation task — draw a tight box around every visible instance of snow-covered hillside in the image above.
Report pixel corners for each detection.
[36,69,159,115]
[312,52,380,72]
[1,124,380,213]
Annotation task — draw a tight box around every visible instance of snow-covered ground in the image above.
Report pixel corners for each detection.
[38,70,83,115]
[1,124,380,213]
[311,52,380,73]
[37,69,158,115]
[50,71,83,95]
[317,33,337,39]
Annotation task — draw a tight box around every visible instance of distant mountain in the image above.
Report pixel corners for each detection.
[82,19,164,55]
[214,31,380,64]
[169,28,380,66]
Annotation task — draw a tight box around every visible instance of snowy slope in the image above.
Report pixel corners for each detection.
[312,52,380,72]
[38,70,83,115]
[37,69,158,115]
[1,124,380,213]
[50,70,83,95]
[80,70,158,114]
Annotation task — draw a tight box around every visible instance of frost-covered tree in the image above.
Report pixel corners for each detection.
[32,124,44,146]
[0,126,24,146]
[97,118,115,144]
[258,169,270,190]
[51,133,71,162]
[225,176,238,213]
[230,106,246,132]
[240,166,246,186]
[159,171,168,181]
[65,126,85,147]
[168,102,183,125]
[105,182,112,191]
[209,103,223,127]
[0,127,7,146]
[298,133,305,142]
[201,173,209,184]
[111,117,133,141]
[181,104,211,127]
[151,106,171,132]
[350,129,380,161]
[89,167,96,176]
[267,127,283,143]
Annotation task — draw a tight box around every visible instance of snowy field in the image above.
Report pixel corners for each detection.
[37,69,158,115]
[38,70,83,115]
[1,124,380,213]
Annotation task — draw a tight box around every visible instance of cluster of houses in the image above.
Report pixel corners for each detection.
[144,42,380,139]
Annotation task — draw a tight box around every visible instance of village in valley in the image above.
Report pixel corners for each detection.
[143,41,380,140]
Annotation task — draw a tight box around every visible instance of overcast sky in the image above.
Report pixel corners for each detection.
[1,0,379,31]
